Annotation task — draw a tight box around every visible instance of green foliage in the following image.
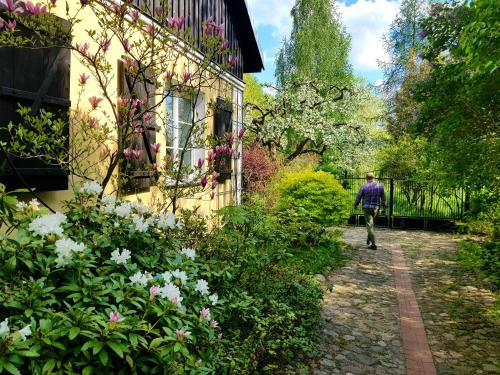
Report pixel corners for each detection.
[274,169,350,226]
[457,241,500,289]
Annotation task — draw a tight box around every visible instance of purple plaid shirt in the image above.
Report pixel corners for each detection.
[354,181,387,209]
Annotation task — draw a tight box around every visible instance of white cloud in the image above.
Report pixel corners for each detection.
[338,0,400,71]
[246,0,295,39]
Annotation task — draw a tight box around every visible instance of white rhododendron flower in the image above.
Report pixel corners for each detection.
[114,202,132,218]
[54,238,86,268]
[80,180,103,195]
[110,248,131,265]
[101,195,117,214]
[16,201,27,210]
[132,201,150,215]
[171,269,188,285]
[28,212,67,238]
[158,283,183,305]
[180,248,196,260]
[19,325,32,341]
[209,293,219,306]
[157,212,176,229]
[130,271,153,286]
[195,279,210,295]
[0,318,9,339]
[132,214,149,232]
[162,271,173,283]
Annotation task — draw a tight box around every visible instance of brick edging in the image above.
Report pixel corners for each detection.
[392,244,437,375]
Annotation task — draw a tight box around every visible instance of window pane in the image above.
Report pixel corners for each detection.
[179,121,192,149]
[178,97,193,123]
[166,96,174,147]
[179,148,191,168]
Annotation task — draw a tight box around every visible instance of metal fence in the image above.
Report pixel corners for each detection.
[339,175,467,230]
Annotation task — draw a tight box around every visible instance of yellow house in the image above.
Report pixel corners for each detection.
[0,0,263,214]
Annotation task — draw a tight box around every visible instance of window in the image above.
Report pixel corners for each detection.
[165,94,205,173]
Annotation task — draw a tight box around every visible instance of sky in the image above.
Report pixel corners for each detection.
[245,0,401,85]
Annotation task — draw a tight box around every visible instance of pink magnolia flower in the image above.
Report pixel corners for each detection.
[214,23,224,38]
[76,42,90,55]
[149,285,159,298]
[2,0,23,13]
[5,19,16,32]
[133,123,143,133]
[182,71,191,82]
[197,158,205,169]
[130,9,140,23]
[211,180,218,190]
[109,311,124,322]
[145,24,154,36]
[164,70,174,81]
[154,4,163,16]
[209,320,219,328]
[88,96,103,109]
[207,151,215,163]
[50,0,56,5]
[25,2,47,15]
[221,40,229,51]
[200,175,208,188]
[199,308,210,320]
[176,17,185,30]
[117,97,128,107]
[123,148,133,158]
[101,39,111,52]
[210,191,216,200]
[175,85,185,93]
[225,133,234,145]
[238,128,245,138]
[88,117,99,128]
[79,73,90,85]
[212,171,220,181]
[80,0,88,6]
[151,143,161,153]
[132,149,142,160]
[228,55,237,66]
[142,112,152,122]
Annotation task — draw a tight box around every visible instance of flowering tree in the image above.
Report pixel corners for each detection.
[0,0,242,212]
[244,80,372,165]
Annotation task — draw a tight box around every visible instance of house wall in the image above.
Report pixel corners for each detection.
[24,1,245,215]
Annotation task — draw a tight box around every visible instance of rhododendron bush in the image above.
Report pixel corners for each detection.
[0,186,225,373]
[0,183,326,373]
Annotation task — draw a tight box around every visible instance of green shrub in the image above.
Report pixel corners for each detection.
[274,169,350,226]
[457,240,500,289]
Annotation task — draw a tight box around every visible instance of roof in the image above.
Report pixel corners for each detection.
[227,0,264,73]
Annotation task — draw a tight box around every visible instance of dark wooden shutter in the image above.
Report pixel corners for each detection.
[118,59,156,192]
[213,97,233,181]
[0,25,71,192]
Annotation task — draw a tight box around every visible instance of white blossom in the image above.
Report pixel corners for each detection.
[28,212,67,238]
[114,202,132,218]
[157,212,176,229]
[80,180,103,196]
[130,271,153,286]
[195,279,210,295]
[209,293,219,306]
[110,248,131,265]
[16,201,27,210]
[19,325,32,341]
[171,269,188,285]
[132,214,149,232]
[101,195,117,214]
[158,283,183,305]
[0,318,9,339]
[132,201,150,216]
[180,248,196,260]
[54,238,86,268]
[28,198,40,211]
[162,271,173,283]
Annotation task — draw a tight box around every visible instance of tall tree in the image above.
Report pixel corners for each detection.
[380,0,427,94]
[275,0,352,86]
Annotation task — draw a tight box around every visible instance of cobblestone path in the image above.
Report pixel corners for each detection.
[311,227,499,375]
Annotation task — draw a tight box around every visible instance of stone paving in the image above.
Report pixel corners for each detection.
[311,227,500,375]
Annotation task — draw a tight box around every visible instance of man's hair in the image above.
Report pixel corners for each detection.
[366,172,376,181]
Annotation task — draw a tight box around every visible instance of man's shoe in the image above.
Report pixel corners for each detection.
[366,238,370,246]
[369,244,377,250]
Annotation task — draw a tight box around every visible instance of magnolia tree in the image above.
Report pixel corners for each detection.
[244,80,372,166]
[0,0,243,212]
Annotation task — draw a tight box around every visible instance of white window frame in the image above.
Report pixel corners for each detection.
[233,88,243,204]
[165,92,205,182]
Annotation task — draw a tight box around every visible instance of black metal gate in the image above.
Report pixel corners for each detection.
[340,175,466,230]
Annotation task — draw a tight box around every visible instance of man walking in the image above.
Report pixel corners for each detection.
[354,172,387,250]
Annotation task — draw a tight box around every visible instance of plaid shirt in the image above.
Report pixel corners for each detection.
[354,181,387,209]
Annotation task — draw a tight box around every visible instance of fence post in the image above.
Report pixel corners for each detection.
[389,178,394,229]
